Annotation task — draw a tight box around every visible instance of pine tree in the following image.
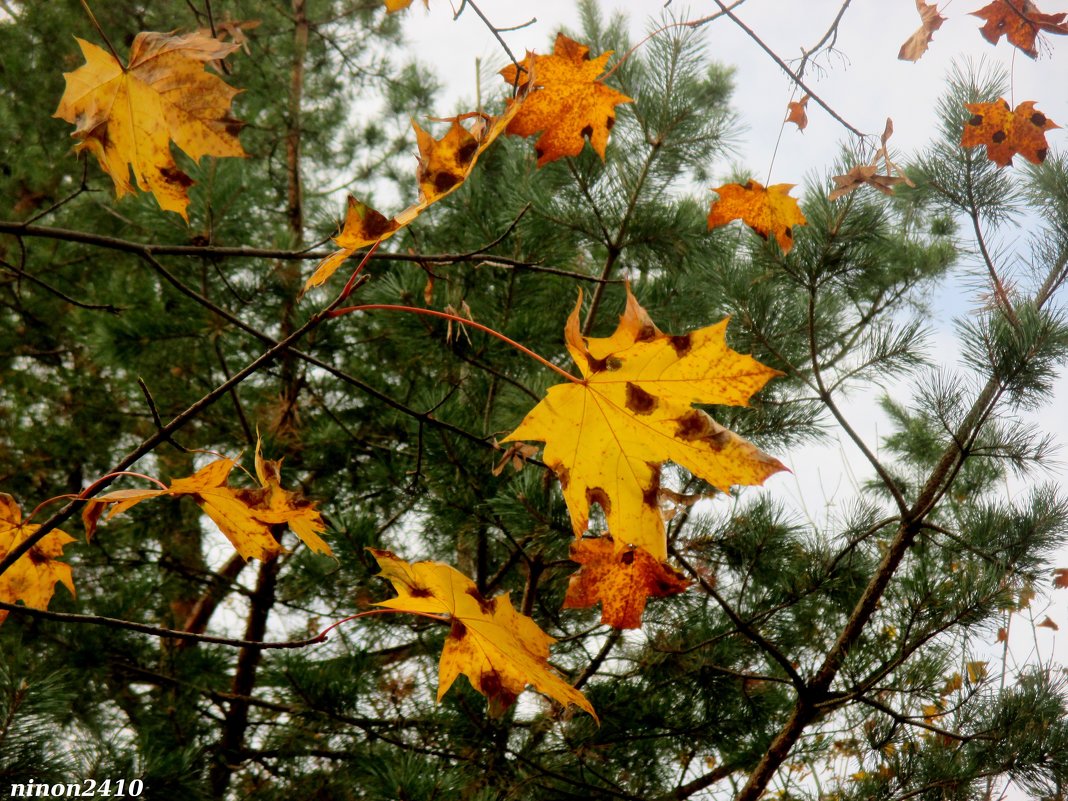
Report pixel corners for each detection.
[2,2,1067,800]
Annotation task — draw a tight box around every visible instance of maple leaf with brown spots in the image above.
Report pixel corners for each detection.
[304,110,516,292]
[504,284,785,562]
[369,549,596,718]
[54,30,245,220]
[961,99,1058,167]
[971,0,1068,58]
[0,493,75,624]
[707,181,807,253]
[500,33,633,166]
[899,0,946,61]
[563,536,690,629]
[83,442,330,562]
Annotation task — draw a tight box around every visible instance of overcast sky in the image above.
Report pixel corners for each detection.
[398,0,1068,685]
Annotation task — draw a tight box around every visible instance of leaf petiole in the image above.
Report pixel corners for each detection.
[24,471,168,524]
[329,304,582,384]
[316,608,450,641]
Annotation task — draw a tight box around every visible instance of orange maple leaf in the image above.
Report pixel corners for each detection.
[369,549,596,719]
[971,0,1068,58]
[961,99,1058,167]
[504,284,784,561]
[899,0,946,61]
[1037,615,1059,631]
[304,110,515,292]
[708,181,807,254]
[500,33,633,166]
[83,442,330,561]
[1053,568,1068,588]
[54,31,245,220]
[0,494,76,624]
[785,94,810,131]
[563,536,691,629]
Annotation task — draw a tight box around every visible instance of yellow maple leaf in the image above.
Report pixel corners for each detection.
[84,443,330,562]
[563,535,690,629]
[304,110,515,292]
[53,30,245,220]
[384,0,428,10]
[966,660,988,683]
[707,181,807,254]
[369,549,595,719]
[500,33,632,166]
[0,493,76,624]
[504,285,785,561]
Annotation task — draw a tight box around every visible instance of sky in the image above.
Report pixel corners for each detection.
[396,0,1068,719]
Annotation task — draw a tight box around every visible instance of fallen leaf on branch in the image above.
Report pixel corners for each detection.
[899,0,946,61]
[304,109,515,292]
[785,94,810,131]
[54,30,246,220]
[83,441,330,561]
[970,0,1068,58]
[563,536,690,629]
[0,493,75,624]
[961,99,1058,167]
[369,549,596,718]
[504,284,784,561]
[500,33,632,165]
[1037,615,1059,630]
[492,441,540,476]
[829,119,914,200]
[707,181,807,253]
[1053,568,1068,588]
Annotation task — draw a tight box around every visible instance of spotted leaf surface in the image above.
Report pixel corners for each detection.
[500,33,632,166]
[564,536,690,629]
[961,99,1058,166]
[370,549,595,718]
[0,494,75,624]
[504,285,785,561]
[54,31,245,220]
[708,181,807,254]
[970,0,1068,58]
[84,441,329,561]
[304,109,515,292]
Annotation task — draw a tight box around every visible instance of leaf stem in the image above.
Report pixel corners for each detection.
[78,0,124,65]
[316,608,450,640]
[23,472,168,524]
[329,304,581,385]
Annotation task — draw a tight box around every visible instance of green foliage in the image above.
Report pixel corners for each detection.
[1,1,1067,800]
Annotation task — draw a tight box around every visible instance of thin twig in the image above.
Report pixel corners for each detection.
[0,600,326,649]
[709,0,864,138]
[78,0,123,64]
[0,256,122,314]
